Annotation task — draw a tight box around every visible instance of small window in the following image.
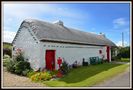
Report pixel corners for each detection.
[13,47,15,50]
[99,50,102,54]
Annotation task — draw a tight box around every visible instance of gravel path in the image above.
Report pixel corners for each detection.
[3,68,45,87]
[93,65,130,87]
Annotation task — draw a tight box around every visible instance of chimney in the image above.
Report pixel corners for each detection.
[53,20,64,26]
[99,32,106,38]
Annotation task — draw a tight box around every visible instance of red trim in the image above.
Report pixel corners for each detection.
[106,46,110,62]
[45,50,55,70]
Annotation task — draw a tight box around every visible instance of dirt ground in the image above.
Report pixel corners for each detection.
[2,67,45,87]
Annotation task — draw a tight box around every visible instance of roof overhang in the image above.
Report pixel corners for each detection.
[40,38,114,47]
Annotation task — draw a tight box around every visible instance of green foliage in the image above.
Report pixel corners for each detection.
[3,42,12,57]
[30,72,52,82]
[6,60,16,73]
[115,58,130,62]
[3,54,10,59]
[60,61,69,75]
[22,69,32,76]
[6,52,32,76]
[27,70,36,77]
[120,58,130,62]
[117,46,130,58]
[50,70,58,76]
[15,53,25,62]
[3,42,12,49]
[13,61,31,75]
[3,55,11,67]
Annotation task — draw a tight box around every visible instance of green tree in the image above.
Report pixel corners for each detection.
[117,46,130,58]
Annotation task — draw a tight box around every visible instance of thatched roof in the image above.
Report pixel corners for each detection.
[17,19,116,46]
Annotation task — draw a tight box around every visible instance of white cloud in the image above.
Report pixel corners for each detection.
[113,18,128,29]
[3,3,86,21]
[3,30,16,43]
[116,41,129,47]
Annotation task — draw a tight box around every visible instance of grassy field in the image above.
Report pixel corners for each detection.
[43,63,129,87]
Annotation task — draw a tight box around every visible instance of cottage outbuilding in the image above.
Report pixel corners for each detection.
[12,19,116,71]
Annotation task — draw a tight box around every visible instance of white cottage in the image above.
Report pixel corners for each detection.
[12,19,116,71]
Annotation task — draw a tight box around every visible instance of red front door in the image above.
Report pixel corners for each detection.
[45,50,55,70]
[106,46,110,62]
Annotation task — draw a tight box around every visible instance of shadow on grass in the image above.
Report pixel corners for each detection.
[58,63,122,83]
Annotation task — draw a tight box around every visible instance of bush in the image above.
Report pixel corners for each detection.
[3,55,11,67]
[22,69,31,76]
[6,60,16,73]
[6,51,32,76]
[30,72,52,82]
[60,61,69,75]
[14,61,31,75]
[50,70,58,76]
[15,53,25,62]
[117,47,130,58]
[3,54,10,59]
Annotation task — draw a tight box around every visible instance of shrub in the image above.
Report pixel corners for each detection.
[6,51,32,76]
[6,60,16,73]
[3,54,10,59]
[117,47,130,58]
[3,55,11,67]
[22,69,31,76]
[30,72,52,82]
[60,61,69,75]
[15,53,25,62]
[13,60,31,75]
[50,70,58,76]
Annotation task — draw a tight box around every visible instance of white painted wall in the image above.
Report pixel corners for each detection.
[40,42,109,70]
[13,27,41,71]
[13,26,111,71]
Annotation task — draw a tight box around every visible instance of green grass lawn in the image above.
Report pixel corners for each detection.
[43,63,129,87]
[115,58,130,62]
[120,58,130,62]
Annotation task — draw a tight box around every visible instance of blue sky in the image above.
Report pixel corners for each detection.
[3,2,130,46]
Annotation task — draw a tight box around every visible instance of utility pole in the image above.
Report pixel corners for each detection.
[122,32,124,47]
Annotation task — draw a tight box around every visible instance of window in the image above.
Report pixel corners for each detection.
[13,47,15,50]
[99,50,102,54]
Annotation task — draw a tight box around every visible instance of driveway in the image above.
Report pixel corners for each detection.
[2,67,45,87]
[94,64,130,87]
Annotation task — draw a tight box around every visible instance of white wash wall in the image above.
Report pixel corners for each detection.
[40,42,108,70]
[13,27,41,71]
